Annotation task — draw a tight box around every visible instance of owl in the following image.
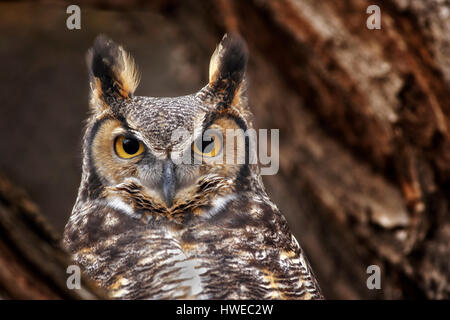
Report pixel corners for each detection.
[63,34,323,300]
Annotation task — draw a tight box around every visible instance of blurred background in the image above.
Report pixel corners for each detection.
[0,0,449,299]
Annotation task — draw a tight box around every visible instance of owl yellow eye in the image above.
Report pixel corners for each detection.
[114,136,145,159]
[193,131,222,158]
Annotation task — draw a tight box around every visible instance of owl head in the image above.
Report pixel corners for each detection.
[78,34,259,223]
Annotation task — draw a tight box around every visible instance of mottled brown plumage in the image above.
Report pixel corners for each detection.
[63,34,322,299]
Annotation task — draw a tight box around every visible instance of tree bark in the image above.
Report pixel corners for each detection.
[146,0,450,299]
[202,0,450,299]
[2,0,449,299]
[0,172,105,299]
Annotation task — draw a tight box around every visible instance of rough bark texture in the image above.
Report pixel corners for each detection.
[0,0,449,299]
[219,0,450,299]
[0,172,105,299]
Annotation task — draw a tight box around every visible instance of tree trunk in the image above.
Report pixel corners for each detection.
[0,172,105,299]
[147,0,450,299]
[201,0,450,299]
[1,0,449,299]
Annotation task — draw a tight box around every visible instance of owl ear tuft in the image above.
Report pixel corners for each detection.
[208,33,248,105]
[86,35,140,110]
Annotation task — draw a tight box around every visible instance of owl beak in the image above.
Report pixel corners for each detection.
[162,159,176,208]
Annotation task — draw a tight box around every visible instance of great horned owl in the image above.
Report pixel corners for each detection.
[63,34,322,300]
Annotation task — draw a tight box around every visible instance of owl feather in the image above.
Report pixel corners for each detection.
[64,34,323,300]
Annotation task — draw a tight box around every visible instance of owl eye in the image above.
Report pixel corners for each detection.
[114,136,145,159]
[193,131,222,158]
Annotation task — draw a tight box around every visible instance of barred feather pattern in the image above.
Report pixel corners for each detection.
[64,34,323,300]
[64,189,322,300]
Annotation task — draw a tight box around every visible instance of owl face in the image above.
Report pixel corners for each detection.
[83,34,251,222]
[65,35,323,300]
